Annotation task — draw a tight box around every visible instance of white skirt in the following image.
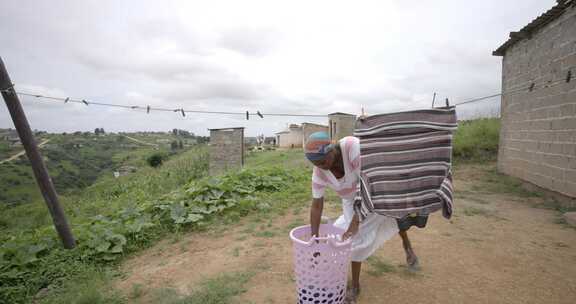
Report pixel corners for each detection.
[333,198,399,262]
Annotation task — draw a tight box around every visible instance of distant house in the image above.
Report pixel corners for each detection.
[275,122,329,148]
[7,133,21,146]
[493,0,576,199]
[276,124,303,148]
[1,129,19,144]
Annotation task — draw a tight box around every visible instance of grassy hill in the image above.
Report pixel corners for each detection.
[0,130,197,206]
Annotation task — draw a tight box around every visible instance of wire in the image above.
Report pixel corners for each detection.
[7,71,573,117]
[452,77,569,106]
[13,92,328,117]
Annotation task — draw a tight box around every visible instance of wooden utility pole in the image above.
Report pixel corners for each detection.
[0,57,76,249]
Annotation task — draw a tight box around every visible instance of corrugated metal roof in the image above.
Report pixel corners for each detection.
[493,0,574,56]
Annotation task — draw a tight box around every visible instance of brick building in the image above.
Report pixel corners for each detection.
[493,0,576,199]
[328,112,356,141]
[209,127,244,175]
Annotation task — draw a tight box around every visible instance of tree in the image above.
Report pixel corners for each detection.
[170,141,178,150]
[178,140,184,149]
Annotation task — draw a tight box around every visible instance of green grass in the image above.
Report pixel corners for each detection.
[453,118,500,162]
[129,283,145,300]
[253,230,276,238]
[463,206,491,217]
[476,168,541,197]
[245,149,308,169]
[366,256,396,276]
[149,271,254,304]
[231,246,243,257]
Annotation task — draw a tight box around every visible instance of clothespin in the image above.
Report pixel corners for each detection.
[567,70,572,83]
[180,108,185,117]
[445,98,449,107]
[131,106,138,109]
[35,94,42,98]
[246,111,249,120]
[359,107,366,121]
[64,97,70,103]
[257,111,263,118]
[146,105,150,114]
[82,99,89,105]
[529,83,535,91]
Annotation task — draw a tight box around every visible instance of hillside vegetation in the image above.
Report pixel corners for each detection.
[0,131,195,206]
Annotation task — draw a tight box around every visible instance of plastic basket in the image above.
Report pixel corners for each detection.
[289,224,352,304]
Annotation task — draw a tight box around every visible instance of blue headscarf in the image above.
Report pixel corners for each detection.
[304,132,334,161]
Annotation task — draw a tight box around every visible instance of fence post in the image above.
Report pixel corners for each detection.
[0,57,76,249]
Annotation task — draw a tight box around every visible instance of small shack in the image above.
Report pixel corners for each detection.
[328,112,356,141]
[209,127,245,175]
[276,124,303,148]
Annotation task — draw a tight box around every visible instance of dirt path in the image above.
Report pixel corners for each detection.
[115,166,576,304]
[0,139,50,164]
[122,135,158,147]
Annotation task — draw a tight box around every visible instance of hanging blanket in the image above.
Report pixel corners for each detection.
[353,107,458,220]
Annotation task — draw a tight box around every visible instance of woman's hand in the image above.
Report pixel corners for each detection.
[343,214,359,240]
[310,197,324,237]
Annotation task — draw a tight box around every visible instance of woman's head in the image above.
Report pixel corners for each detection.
[305,132,336,170]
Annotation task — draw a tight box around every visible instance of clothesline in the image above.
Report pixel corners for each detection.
[1,73,571,119]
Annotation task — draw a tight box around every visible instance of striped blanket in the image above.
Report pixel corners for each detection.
[353,107,458,220]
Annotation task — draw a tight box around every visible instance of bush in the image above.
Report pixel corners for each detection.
[146,153,164,168]
[453,118,500,162]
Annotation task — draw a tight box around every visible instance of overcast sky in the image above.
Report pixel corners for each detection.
[0,0,555,136]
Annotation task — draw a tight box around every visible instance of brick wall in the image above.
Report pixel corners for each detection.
[209,128,244,175]
[328,114,357,141]
[498,5,576,198]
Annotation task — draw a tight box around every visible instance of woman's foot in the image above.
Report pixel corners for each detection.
[345,286,360,304]
[406,252,420,272]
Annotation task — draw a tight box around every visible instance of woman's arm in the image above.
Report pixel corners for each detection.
[343,213,359,240]
[310,197,324,237]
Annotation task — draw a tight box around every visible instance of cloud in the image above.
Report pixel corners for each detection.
[217,27,279,57]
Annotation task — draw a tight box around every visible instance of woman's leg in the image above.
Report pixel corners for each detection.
[346,261,362,303]
[398,230,419,269]
[351,261,362,289]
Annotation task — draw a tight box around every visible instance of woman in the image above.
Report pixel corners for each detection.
[306,131,400,303]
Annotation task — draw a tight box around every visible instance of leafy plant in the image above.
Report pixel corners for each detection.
[147,153,164,168]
